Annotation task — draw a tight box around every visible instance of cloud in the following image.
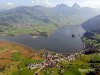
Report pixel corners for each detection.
[0,0,100,9]
[32,0,54,7]
[7,2,14,6]
[80,0,100,8]
[32,0,49,3]
[0,2,16,9]
[61,0,100,8]
[32,1,35,3]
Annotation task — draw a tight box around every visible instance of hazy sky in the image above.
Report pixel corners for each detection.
[0,0,100,9]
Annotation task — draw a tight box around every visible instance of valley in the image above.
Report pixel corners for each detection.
[0,3,99,36]
[0,2,100,75]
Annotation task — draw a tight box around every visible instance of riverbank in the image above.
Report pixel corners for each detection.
[0,25,82,37]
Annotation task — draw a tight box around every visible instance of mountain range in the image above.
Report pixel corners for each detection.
[0,3,100,27]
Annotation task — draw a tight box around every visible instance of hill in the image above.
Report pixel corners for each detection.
[82,15,100,33]
[0,41,43,75]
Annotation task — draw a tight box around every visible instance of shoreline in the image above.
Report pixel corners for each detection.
[0,41,36,52]
[0,25,81,37]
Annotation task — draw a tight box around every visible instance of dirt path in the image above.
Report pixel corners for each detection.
[35,66,45,74]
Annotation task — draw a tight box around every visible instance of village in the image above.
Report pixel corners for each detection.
[26,43,99,75]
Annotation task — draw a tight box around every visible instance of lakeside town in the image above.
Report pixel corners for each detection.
[24,42,99,75]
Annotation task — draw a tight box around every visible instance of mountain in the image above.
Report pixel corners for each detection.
[72,3,80,8]
[53,3,99,25]
[0,6,61,26]
[82,15,100,33]
[0,4,99,27]
[53,3,95,15]
[0,9,7,12]
[53,4,69,15]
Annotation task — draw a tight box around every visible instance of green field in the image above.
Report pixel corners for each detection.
[0,25,58,36]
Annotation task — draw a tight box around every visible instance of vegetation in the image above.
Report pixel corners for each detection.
[83,32,100,47]
[0,24,57,36]
[12,52,21,61]
[0,41,43,75]
[0,4,99,36]
[0,32,100,75]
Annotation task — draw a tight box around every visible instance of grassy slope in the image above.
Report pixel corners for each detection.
[0,41,43,75]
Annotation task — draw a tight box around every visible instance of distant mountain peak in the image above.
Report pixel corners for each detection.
[56,4,68,8]
[72,3,80,8]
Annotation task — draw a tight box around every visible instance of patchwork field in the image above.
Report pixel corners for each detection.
[0,41,43,75]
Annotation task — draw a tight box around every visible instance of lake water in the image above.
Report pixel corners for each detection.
[0,25,85,53]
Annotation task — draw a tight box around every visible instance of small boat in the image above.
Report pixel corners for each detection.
[72,34,75,37]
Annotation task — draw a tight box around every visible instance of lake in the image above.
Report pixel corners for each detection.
[0,25,85,53]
